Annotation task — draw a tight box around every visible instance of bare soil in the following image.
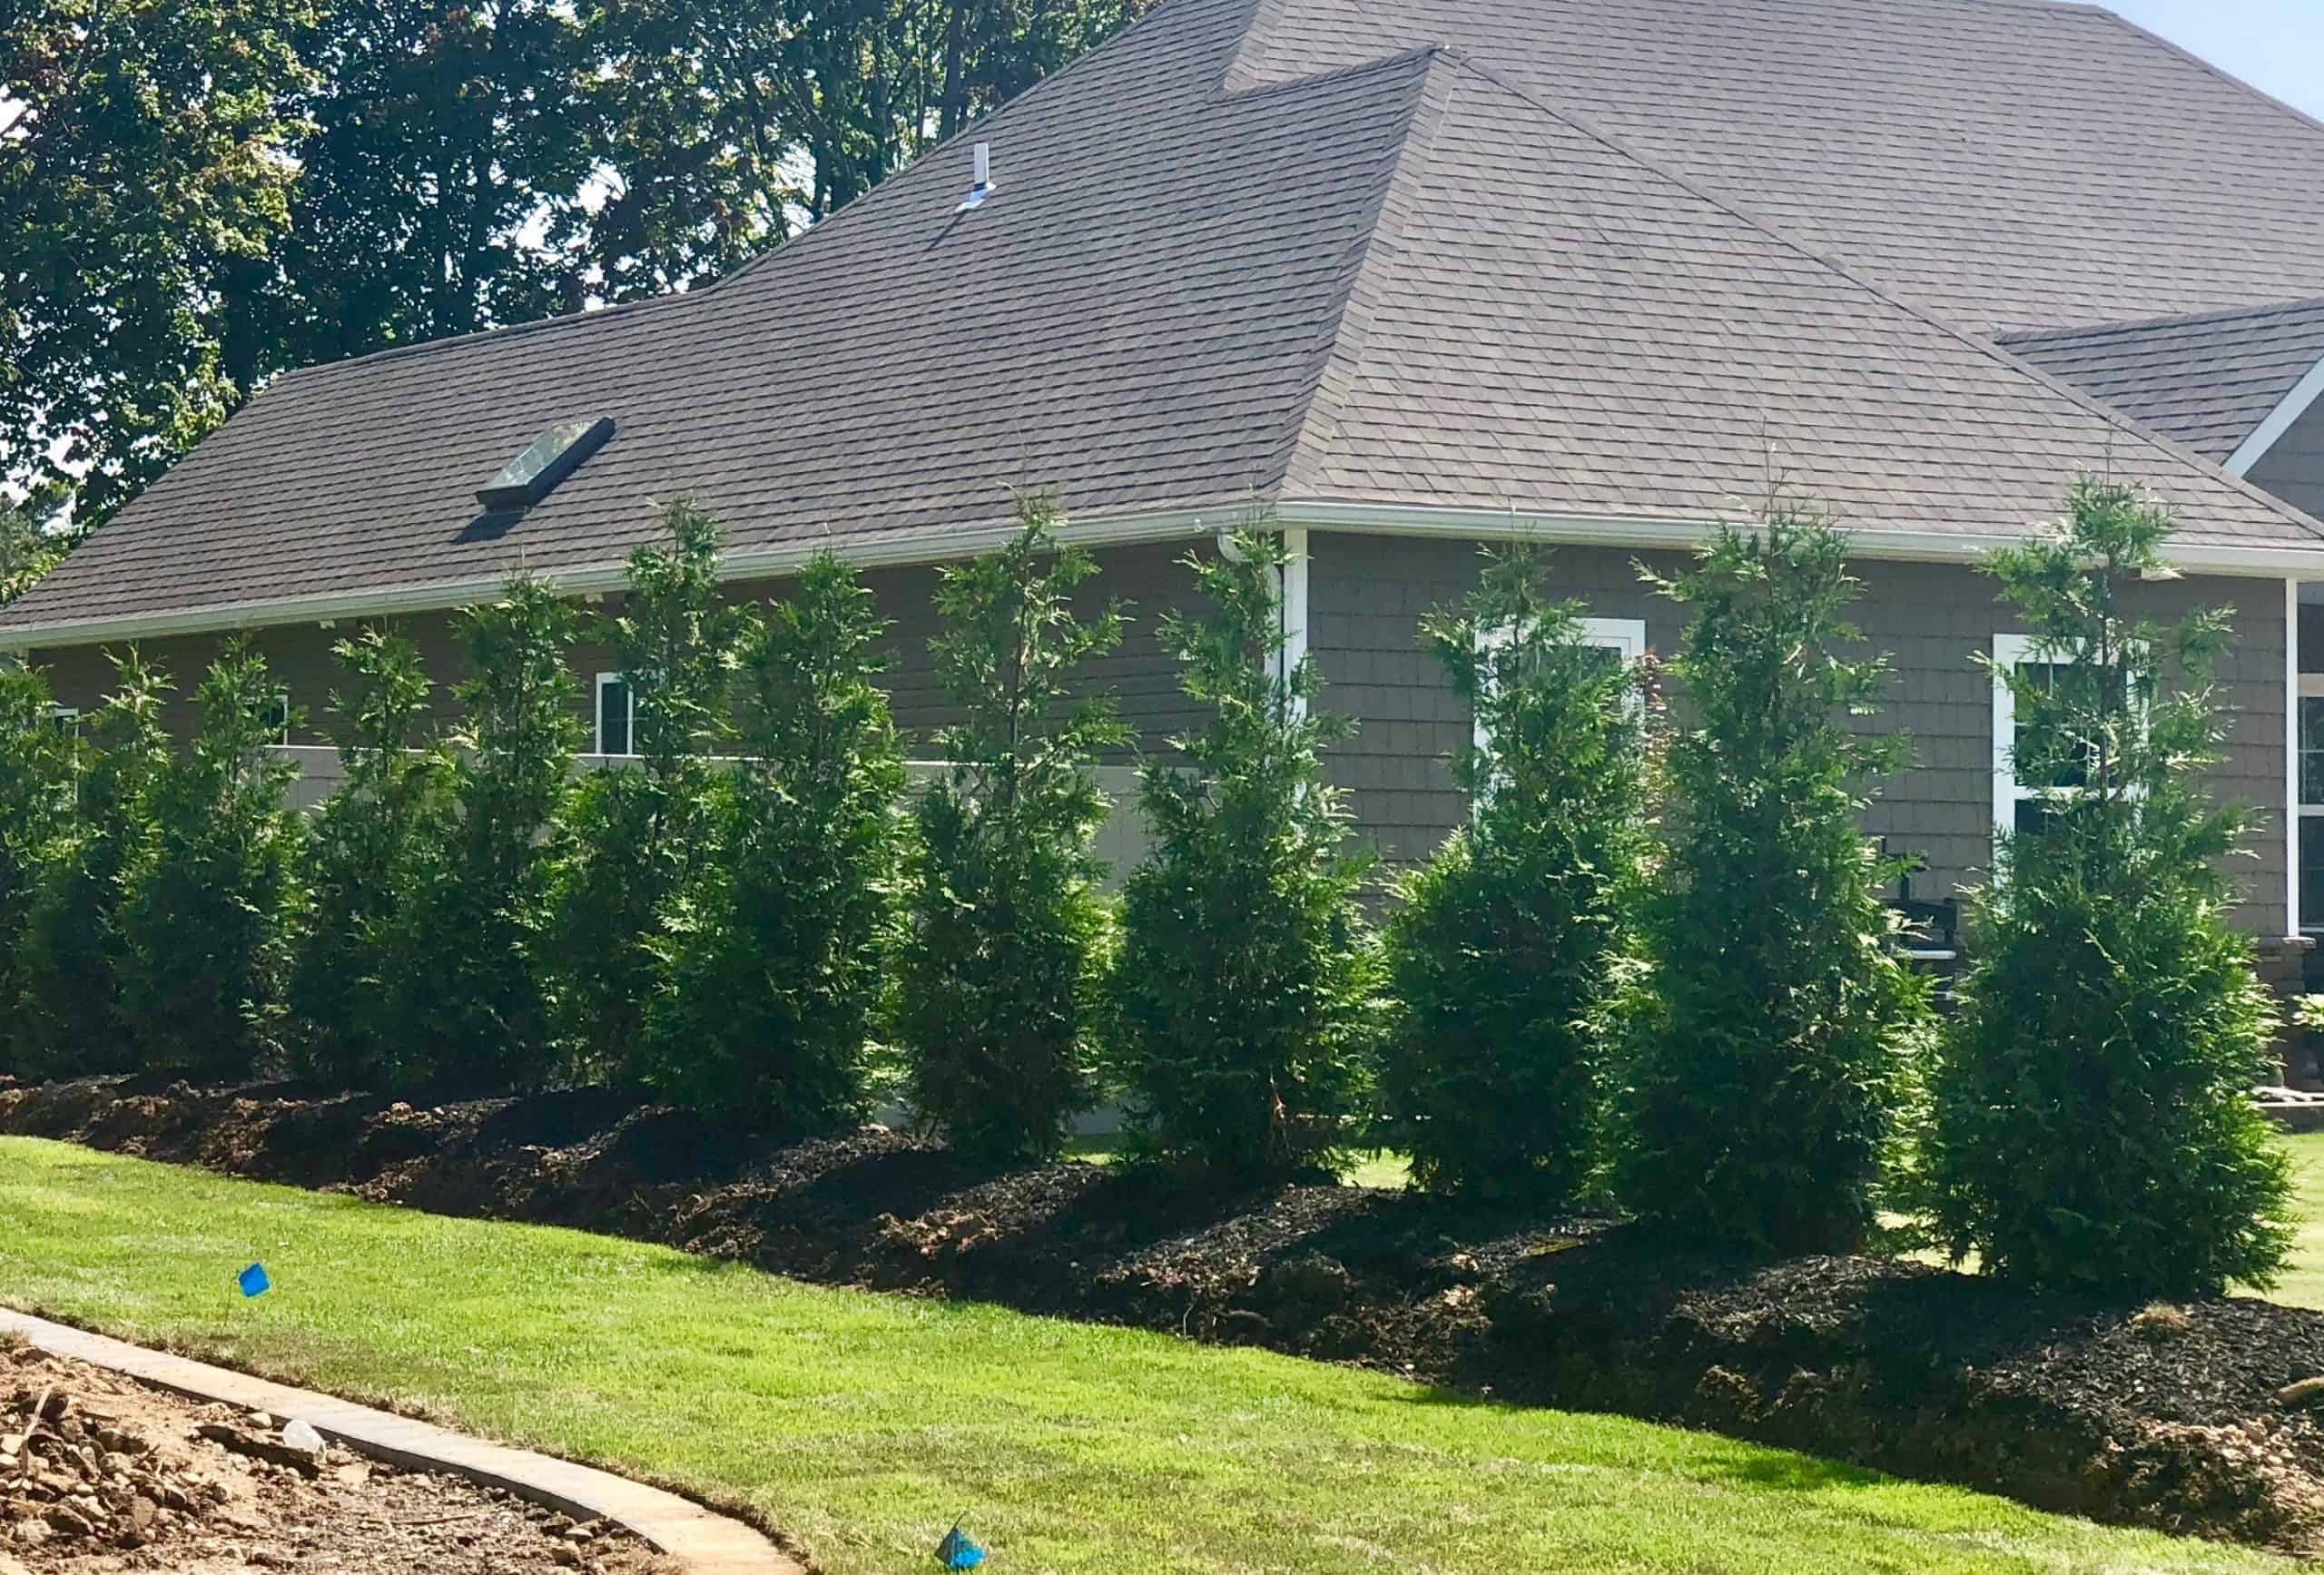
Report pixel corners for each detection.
[7,1073,2324,1554]
[0,1335,675,1573]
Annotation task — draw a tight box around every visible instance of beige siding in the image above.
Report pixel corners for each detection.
[1309,533,2291,934]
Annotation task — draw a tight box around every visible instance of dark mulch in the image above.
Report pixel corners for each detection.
[4,1073,2323,1554]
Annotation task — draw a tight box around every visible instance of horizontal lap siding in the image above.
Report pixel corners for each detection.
[25,542,1202,763]
[1309,533,2290,935]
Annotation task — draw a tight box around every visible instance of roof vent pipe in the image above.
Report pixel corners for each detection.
[958,142,996,212]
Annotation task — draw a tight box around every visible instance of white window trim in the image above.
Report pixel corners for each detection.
[594,672,636,758]
[1992,632,2063,845]
[44,704,79,735]
[1474,615,1648,753]
[266,691,291,747]
[2296,670,2324,935]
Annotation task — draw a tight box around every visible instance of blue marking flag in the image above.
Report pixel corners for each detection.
[238,1263,271,1299]
[934,1521,986,1569]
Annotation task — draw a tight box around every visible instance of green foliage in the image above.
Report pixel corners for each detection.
[897,497,1128,1164]
[13,654,173,1078]
[648,553,907,1128]
[0,501,74,607]
[1109,528,1379,1182]
[1918,478,2291,1296]
[4,0,1144,521]
[289,629,451,1085]
[114,643,308,1077]
[261,0,597,367]
[393,578,583,1091]
[1378,546,1651,1203]
[1617,510,1927,1255]
[551,498,740,1078]
[0,662,74,1071]
[584,0,1149,278]
[0,0,316,524]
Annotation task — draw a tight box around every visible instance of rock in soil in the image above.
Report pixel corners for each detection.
[0,1338,676,1573]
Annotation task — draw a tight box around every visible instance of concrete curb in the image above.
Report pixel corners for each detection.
[0,1308,803,1574]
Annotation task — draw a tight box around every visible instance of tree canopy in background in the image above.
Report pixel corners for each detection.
[0,0,1147,533]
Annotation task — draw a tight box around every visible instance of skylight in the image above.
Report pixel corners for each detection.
[476,417,615,510]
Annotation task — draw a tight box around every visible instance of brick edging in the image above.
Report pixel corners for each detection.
[0,1308,803,1574]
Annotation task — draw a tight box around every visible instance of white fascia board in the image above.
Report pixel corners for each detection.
[2228,354,2324,477]
[11,497,2324,653]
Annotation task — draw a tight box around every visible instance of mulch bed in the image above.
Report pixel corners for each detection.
[5,1073,2324,1555]
[0,1335,673,1573]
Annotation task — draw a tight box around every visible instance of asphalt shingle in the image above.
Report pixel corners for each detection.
[2000,300,2324,464]
[7,0,2322,639]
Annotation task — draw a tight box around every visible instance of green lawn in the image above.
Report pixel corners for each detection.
[2269,1131,2324,1311]
[0,1138,2292,1573]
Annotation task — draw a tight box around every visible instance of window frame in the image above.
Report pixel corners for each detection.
[1993,631,2152,851]
[2298,674,2324,935]
[594,672,636,758]
[1472,615,1648,753]
[264,691,291,747]
[44,704,80,742]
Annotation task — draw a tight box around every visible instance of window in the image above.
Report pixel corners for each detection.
[1993,633,2147,847]
[1473,615,1648,753]
[2300,678,2324,933]
[1993,633,2067,843]
[44,704,79,742]
[262,691,290,746]
[595,673,635,757]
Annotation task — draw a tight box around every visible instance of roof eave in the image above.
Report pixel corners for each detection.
[11,497,2324,653]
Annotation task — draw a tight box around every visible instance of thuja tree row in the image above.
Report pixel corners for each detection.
[0,479,2290,1295]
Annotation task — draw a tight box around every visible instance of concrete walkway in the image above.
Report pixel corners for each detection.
[0,1308,803,1574]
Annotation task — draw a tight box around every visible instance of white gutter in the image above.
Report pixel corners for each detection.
[1275,500,2324,577]
[10,497,2324,652]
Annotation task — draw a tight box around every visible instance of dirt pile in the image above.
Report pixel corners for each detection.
[0,1337,675,1573]
[9,1072,2324,1554]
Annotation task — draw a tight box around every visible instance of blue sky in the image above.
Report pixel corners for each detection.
[2105,0,2324,119]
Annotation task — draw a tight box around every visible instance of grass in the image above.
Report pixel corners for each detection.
[2268,1131,2324,1311]
[0,1138,2295,1573]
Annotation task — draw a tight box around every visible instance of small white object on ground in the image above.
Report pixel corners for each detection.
[281,1419,324,1453]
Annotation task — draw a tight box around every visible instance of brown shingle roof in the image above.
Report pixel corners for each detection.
[1999,300,2324,465]
[8,0,2324,640]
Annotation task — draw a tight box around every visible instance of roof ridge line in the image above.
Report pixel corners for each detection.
[2088,6,2324,150]
[283,0,1235,381]
[1273,48,1457,495]
[1996,293,2324,346]
[265,281,704,389]
[1220,40,1445,103]
[1442,52,2324,547]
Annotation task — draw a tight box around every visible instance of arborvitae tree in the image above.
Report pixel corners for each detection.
[115,642,309,1077]
[1920,479,2291,1295]
[552,497,740,1078]
[1110,527,1379,1182]
[648,553,908,1127]
[897,497,1127,1164]
[0,662,74,1071]
[14,653,172,1077]
[1378,546,1652,1203]
[290,628,452,1085]
[1618,510,1927,1255]
[393,577,582,1090]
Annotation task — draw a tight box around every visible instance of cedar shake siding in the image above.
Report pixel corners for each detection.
[1309,533,2291,935]
[23,542,1206,764]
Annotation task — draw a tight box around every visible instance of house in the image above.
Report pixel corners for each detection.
[9,0,2324,986]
